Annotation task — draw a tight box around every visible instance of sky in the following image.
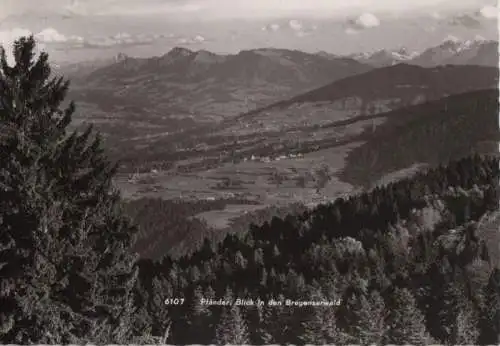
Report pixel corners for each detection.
[0,0,498,63]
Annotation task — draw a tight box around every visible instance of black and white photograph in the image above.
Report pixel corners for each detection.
[0,0,499,344]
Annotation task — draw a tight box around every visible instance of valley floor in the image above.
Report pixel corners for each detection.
[116,144,360,229]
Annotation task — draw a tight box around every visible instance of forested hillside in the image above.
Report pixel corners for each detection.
[341,89,500,187]
[126,197,307,260]
[0,36,499,345]
[132,154,500,344]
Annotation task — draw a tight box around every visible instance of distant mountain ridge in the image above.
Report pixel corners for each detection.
[347,39,498,68]
[411,39,498,67]
[70,47,373,121]
[61,38,498,83]
[83,47,372,85]
[348,48,419,67]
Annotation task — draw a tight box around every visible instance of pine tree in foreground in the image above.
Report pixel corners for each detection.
[479,268,500,344]
[385,287,431,346]
[186,285,214,343]
[349,290,386,345]
[215,303,250,345]
[0,36,140,343]
[452,299,479,345]
[300,287,350,344]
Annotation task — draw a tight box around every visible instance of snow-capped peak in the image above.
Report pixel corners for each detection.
[391,47,418,60]
[439,36,488,54]
[347,47,419,67]
[348,51,372,59]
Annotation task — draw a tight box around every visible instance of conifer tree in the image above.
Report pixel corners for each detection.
[215,303,250,345]
[148,276,172,340]
[0,36,140,343]
[188,285,213,343]
[479,268,500,344]
[256,296,288,343]
[300,287,349,344]
[452,299,479,345]
[437,279,464,343]
[385,288,430,346]
[349,290,386,345]
[255,303,274,344]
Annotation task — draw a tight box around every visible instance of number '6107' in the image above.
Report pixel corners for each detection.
[164,298,185,305]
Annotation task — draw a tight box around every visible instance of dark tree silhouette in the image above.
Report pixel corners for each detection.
[0,36,140,344]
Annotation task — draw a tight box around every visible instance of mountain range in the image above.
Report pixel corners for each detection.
[56,38,499,183]
[68,47,372,122]
[347,39,498,68]
[348,48,419,67]
[63,38,497,134]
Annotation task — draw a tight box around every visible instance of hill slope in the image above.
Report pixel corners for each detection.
[266,64,497,108]
[227,64,498,133]
[340,89,499,187]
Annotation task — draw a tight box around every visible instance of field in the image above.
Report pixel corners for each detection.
[115,143,361,228]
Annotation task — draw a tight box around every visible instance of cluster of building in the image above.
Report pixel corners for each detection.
[242,152,304,163]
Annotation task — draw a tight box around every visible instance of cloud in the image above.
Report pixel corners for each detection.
[261,19,316,37]
[176,35,207,45]
[262,23,281,32]
[270,23,281,31]
[81,32,164,48]
[345,12,380,33]
[35,28,67,42]
[193,35,205,42]
[35,28,85,44]
[288,19,303,31]
[288,19,316,37]
[478,5,497,19]
[355,13,381,28]
[15,29,173,51]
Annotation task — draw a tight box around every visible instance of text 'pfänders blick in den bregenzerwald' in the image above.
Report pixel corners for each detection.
[197,297,342,307]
